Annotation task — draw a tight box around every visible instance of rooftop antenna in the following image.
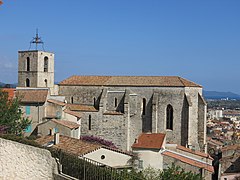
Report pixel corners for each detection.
[29,29,45,51]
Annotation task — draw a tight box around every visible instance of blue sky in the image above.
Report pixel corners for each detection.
[0,1,240,93]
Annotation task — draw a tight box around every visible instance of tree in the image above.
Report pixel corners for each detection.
[142,164,203,180]
[0,88,31,135]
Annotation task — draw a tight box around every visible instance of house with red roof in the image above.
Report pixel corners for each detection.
[36,134,133,169]
[132,133,214,180]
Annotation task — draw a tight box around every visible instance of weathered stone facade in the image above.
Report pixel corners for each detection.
[18,50,54,88]
[59,84,207,151]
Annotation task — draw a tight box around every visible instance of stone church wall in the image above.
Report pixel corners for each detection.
[0,138,58,180]
[59,85,205,151]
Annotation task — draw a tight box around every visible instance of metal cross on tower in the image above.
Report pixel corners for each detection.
[29,29,45,51]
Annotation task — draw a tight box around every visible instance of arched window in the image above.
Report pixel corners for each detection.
[114,98,118,107]
[93,97,96,107]
[26,78,30,87]
[166,104,173,130]
[26,57,30,71]
[71,97,74,104]
[88,115,92,130]
[44,79,47,87]
[44,56,48,72]
[142,98,146,115]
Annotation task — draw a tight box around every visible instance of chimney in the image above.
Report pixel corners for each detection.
[54,132,59,145]
[49,128,55,136]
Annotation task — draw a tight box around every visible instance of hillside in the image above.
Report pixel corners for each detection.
[203,90,240,100]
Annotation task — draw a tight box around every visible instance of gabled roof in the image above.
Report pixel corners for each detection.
[176,145,213,160]
[36,135,101,156]
[67,104,98,112]
[162,150,214,173]
[16,88,48,103]
[36,135,131,157]
[64,109,82,118]
[51,119,80,129]
[132,133,165,150]
[59,76,201,87]
[47,99,66,106]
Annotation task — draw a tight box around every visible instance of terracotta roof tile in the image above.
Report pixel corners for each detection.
[2,88,15,100]
[47,99,66,106]
[162,151,214,173]
[132,133,165,150]
[36,135,101,156]
[67,104,98,112]
[59,76,201,87]
[222,144,240,151]
[16,89,48,103]
[51,119,80,129]
[176,145,213,160]
[64,109,82,118]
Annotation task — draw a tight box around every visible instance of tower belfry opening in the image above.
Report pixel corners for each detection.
[29,29,45,51]
[18,30,55,90]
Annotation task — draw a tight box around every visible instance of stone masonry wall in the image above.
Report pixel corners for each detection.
[0,138,58,180]
[59,85,204,151]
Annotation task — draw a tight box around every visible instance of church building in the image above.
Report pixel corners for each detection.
[17,35,207,152]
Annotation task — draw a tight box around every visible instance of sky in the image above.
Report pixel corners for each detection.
[0,1,240,93]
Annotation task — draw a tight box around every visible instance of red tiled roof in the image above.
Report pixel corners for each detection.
[59,76,201,87]
[222,144,240,152]
[36,135,101,156]
[132,133,165,150]
[176,145,213,160]
[2,88,15,100]
[51,119,80,129]
[207,137,224,146]
[16,89,48,103]
[162,151,214,173]
[47,99,66,106]
[67,104,98,112]
[36,135,131,156]
[64,109,82,118]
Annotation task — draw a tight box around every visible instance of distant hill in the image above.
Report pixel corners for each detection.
[0,82,17,88]
[203,90,240,100]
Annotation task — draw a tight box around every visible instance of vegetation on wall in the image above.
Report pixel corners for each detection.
[0,88,31,135]
[81,135,117,148]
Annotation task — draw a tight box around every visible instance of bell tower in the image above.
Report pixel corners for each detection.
[18,30,54,88]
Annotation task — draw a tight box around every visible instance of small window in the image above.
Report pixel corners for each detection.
[101,155,105,159]
[54,127,59,133]
[142,98,146,115]
[88,115,91,130]
[26,78,30,87]
[93,97,96,107]
[44,79,47,87]
[230,164,235,171]
[44,56,48,72]
[25,124,32,133]
[114,98,118,107]
[71,97,74,104]
[26,57,30,71]
[26,106,31,115]
[166,104,173,130]
[138,160,143,169]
